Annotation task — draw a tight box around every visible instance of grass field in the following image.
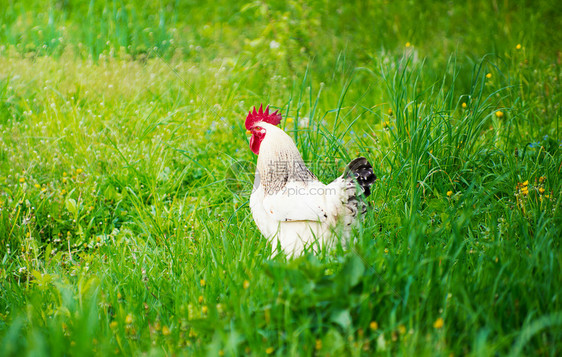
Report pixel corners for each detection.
[1,1,561,355]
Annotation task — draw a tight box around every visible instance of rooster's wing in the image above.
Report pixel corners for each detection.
[261,180,337,223]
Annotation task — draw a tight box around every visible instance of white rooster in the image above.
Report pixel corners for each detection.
[246,105,376,256]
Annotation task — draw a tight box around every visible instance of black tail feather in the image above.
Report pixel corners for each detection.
[344,157,376,197]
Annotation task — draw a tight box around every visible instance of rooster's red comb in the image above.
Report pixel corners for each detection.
[245,104,282,130]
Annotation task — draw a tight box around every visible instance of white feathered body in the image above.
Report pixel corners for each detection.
[249,123,366,255]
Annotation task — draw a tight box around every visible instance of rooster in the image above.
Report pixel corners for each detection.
[246,105,376,256]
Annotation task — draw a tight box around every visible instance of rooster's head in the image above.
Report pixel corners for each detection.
[245,104,282,155]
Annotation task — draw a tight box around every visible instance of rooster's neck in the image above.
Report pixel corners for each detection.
[255,124,316,194]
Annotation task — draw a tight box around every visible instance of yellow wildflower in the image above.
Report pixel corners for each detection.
[200,279,206,287]
[538,187,545,194]
[266,347,274,354]
[315,339,322,350]
[539,176,546,183]
[447,190,453,197]
[495,111,504,118]
[462,102,467,109]
[486,73,492,79]
[243,280,250,289]
[202,305,208,314]
[369,321,378,330]
[34,184,40,188]
[286,117,294,123]
[125,314,133,324]
[19,177,25,183]
[398,325,406,334]
[388,108,393,115]
[63,172,67,177]
[219,350,225,357]
[198,295,204,303]
[110,321,118,329]
[433,317,444,329]
[516,44,522,50]
[162,326,171,336]
[76,168,83,174]
[405,42,411,47]
[384,248,389,254]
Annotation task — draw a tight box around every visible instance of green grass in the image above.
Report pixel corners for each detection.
[1,0,561,355]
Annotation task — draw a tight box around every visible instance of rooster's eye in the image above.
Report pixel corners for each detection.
[253,127,265,135]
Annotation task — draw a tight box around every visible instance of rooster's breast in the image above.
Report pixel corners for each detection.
[249,183,279,239]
